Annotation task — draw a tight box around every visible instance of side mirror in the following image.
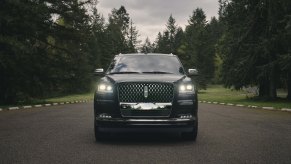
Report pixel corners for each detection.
[94,68,104,76]
[188,69,198,76]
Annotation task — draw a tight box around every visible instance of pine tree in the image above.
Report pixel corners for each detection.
[166,14,177,52]
[154,15,178,54]
[127,20,140,53]
[184,8,213,89]
[141,37,154,53]
[218,0,291,100]
[0,0,96,104]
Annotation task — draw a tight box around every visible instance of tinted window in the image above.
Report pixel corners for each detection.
[107,55,185,75]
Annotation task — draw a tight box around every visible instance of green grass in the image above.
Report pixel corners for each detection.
[45,92,94,103]
[0,92,94,109]
[198,85,291,109]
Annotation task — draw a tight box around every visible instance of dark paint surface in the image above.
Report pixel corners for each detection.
[106,74,187,83]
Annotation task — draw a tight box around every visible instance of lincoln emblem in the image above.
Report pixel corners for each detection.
[144,86,149,98]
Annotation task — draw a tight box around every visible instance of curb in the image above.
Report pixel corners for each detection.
[262,107,275,110]
[8,107,19,110]
[1,99,91,112]
[23,106,32,109]
[282,108,291,112]
[199,100,291,113]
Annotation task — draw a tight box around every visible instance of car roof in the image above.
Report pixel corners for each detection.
[116,53,176,57]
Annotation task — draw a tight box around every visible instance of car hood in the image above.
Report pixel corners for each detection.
[105,74,186,83]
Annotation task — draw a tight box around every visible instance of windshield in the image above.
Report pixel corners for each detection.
[107,55,185,75]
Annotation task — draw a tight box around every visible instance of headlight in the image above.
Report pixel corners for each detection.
[179,84,194,93]
[97,83,113,93]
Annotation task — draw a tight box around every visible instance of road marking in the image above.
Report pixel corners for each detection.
[34,105,42,108]
[45,104,51,107]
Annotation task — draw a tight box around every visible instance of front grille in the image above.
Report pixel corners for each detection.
[118,82,174,103]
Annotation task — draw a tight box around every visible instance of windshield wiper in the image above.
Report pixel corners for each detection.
[142,71,173,74]
[108,71,141,74]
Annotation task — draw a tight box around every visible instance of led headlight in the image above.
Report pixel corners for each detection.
[179,84,194,93]
[97,83,113,93]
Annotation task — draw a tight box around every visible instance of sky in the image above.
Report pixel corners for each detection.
[97,0,219,44]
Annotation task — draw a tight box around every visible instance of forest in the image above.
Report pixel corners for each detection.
[0,0,290,104]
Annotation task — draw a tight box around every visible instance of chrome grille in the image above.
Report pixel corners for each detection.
[118,82,174,103]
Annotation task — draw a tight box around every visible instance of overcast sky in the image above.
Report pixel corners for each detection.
[97,0,219,43]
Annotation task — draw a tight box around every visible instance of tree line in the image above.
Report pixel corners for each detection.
[218,0,291,100]
[143,10,223,90]
[1,0,290,104]
[0,0,139,104]
[143,0,291,100]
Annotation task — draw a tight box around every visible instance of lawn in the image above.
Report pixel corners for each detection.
[45,92,94,103]
[0,92,94,109]
[198,85,291,109]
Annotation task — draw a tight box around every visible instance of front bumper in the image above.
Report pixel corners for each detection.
[95,117,197,132]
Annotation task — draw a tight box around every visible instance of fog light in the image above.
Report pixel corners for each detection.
[99,113,112,118]
[179,114,192,119]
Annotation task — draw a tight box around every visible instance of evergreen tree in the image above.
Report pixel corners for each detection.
[173,27,188,66]
[184,8,214,89]
[127,20,140,53]
[154,32,163,53]
[141,37,154,53]
[218,0,291,100]
[0,0,96,104]
[166,14,177,52]
[88,7,106,68]
[105,6,129,62]
[154,15,178,54]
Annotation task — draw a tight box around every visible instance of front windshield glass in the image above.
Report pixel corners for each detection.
[107,55,185,75]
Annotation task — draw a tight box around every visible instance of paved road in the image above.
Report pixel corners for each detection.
[1,103,291,164]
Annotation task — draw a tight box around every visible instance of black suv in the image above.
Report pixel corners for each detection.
[94,53,198,141]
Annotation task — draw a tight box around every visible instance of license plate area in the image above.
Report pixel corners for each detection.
[120,103,172,110]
